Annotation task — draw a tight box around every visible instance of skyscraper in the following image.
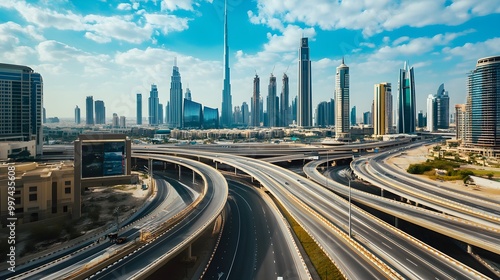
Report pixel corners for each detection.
[94,100,105,124]
[119,116,126,128]
[112,113,119,128]
[158,103,164,125]
[374,83,392,136]
[335,58,350,140]
[221,0,232,128]
[148,84,159,125]
[298,37,312,127]
[86,96,94,125]
[241,102,249,126]
[185,87,192,101]
[43,108,46,124]
[169,59,183,128]
[465,56,500,155]
[435,84,450,129]
[350,106,356,126]
[397,61,416,134]
[75,105,81,125]
[426,94,436,132]
[280,73,289,127]
[0,63,43,156]
[267,74,277,127]
[316,101,328,127]
[455,104,466,141]
[251,74,260,127]
[136,93,142,125]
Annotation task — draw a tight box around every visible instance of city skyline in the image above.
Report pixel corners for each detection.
[0,1,499,119]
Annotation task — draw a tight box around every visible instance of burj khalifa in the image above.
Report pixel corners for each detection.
[220,0,232,128]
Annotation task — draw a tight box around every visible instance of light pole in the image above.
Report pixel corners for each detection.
[341,168,353,238]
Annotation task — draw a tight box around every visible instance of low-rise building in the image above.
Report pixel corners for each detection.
[0,161,76,227]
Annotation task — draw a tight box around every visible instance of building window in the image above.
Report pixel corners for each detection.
[63,206,68,213]
[65,187,71,194]
[29,186,37,192]
[65,180,71,186]
[14,197,21,205]
[29,194,37,201]
[14,190,21,195]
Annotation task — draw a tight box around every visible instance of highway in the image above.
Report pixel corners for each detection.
[133,146,492,279]
[352,147,500,230]
[304,157,500,256]
[203,180,309,280]
[88,154,228,279]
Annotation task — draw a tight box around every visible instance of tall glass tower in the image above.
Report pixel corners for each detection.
[169,59,183,128]
[148,84,159,125]
[136,93,142,125]
[374,83,392,136]
[221,0,232,128]
[465,56,500,155]
[251,74,260,127]
[267,74,277,127]
[86,96,94,125]
[94,100,105,124]
[280,73,289,127]
[435,83,449,129]
[75,105,81,125]
[298,37,312,127]
[335,58,350,140]
[397,61,416,134]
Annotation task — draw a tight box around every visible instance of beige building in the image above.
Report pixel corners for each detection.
[0,161,76,227]
[0,140,36,160]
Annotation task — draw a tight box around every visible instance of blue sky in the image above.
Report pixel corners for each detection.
[1,0,499,121]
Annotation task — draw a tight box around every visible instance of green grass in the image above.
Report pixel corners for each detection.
[274,197,345,280]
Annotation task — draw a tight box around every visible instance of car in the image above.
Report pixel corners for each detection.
[115,237,127,244]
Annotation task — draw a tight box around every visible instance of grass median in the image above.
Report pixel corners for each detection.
[273,196,345,280]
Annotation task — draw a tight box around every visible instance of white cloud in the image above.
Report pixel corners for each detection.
[160,0,195,11]
[117,3,132,10]
[249,0,500,37]
[144,14,190,35]
[443,37,500,61]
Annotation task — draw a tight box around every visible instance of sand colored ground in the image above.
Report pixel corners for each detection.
[387,144,500,198]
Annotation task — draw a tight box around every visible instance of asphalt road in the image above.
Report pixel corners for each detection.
[203,180,303,280]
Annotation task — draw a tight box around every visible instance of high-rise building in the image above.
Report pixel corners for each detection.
[465,56,500,155]
[280,73,289,127]
[75,106,81,124]
[397,61,416,134]
[328,98,335,126]
[292,95,297,125]
[241,102,249,126]
[112,113,119,128]
[0,63,43,156]
[119,116,126,128]
[221,0,232,128]
[335,58,350,140]
[298,37,312,127]
[435,84,450,129]
[169,59,183,128]
[455,104,466,141]
[417,110,425,128]
[148,84,159,125]
[94,100,105,124]
[316,101,328,127]
[158,103,164,125]
[233,106,242,124]
[267,74,277,127]
[426,94,436,132]
[43,108,46,124]
[203,106,219,129]
[350,106,356,126]
[374,83,392,136]
[363,112,371,125]
[251,74,260,127]
[136,93,142,125]
[185,87,192,101]
[184,99,203,129]
[86,96,94,125]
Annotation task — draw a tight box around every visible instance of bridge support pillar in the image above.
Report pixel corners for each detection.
[381,189,384,197]
[215,161,218,170]
[183,244,196,262]
[395,217,399,228]
[178,165,181,179]
[193,171,195,184]
[164,162,166,169]
[467,244,472,254]
[235,168,237,175]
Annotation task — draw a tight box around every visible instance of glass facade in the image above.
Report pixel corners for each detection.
[466,56,500,152]
[183,99,203,129]
[397,63,416,134]
[203,106,219,129]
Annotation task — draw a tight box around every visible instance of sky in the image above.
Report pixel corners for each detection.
[1,0,499,121]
